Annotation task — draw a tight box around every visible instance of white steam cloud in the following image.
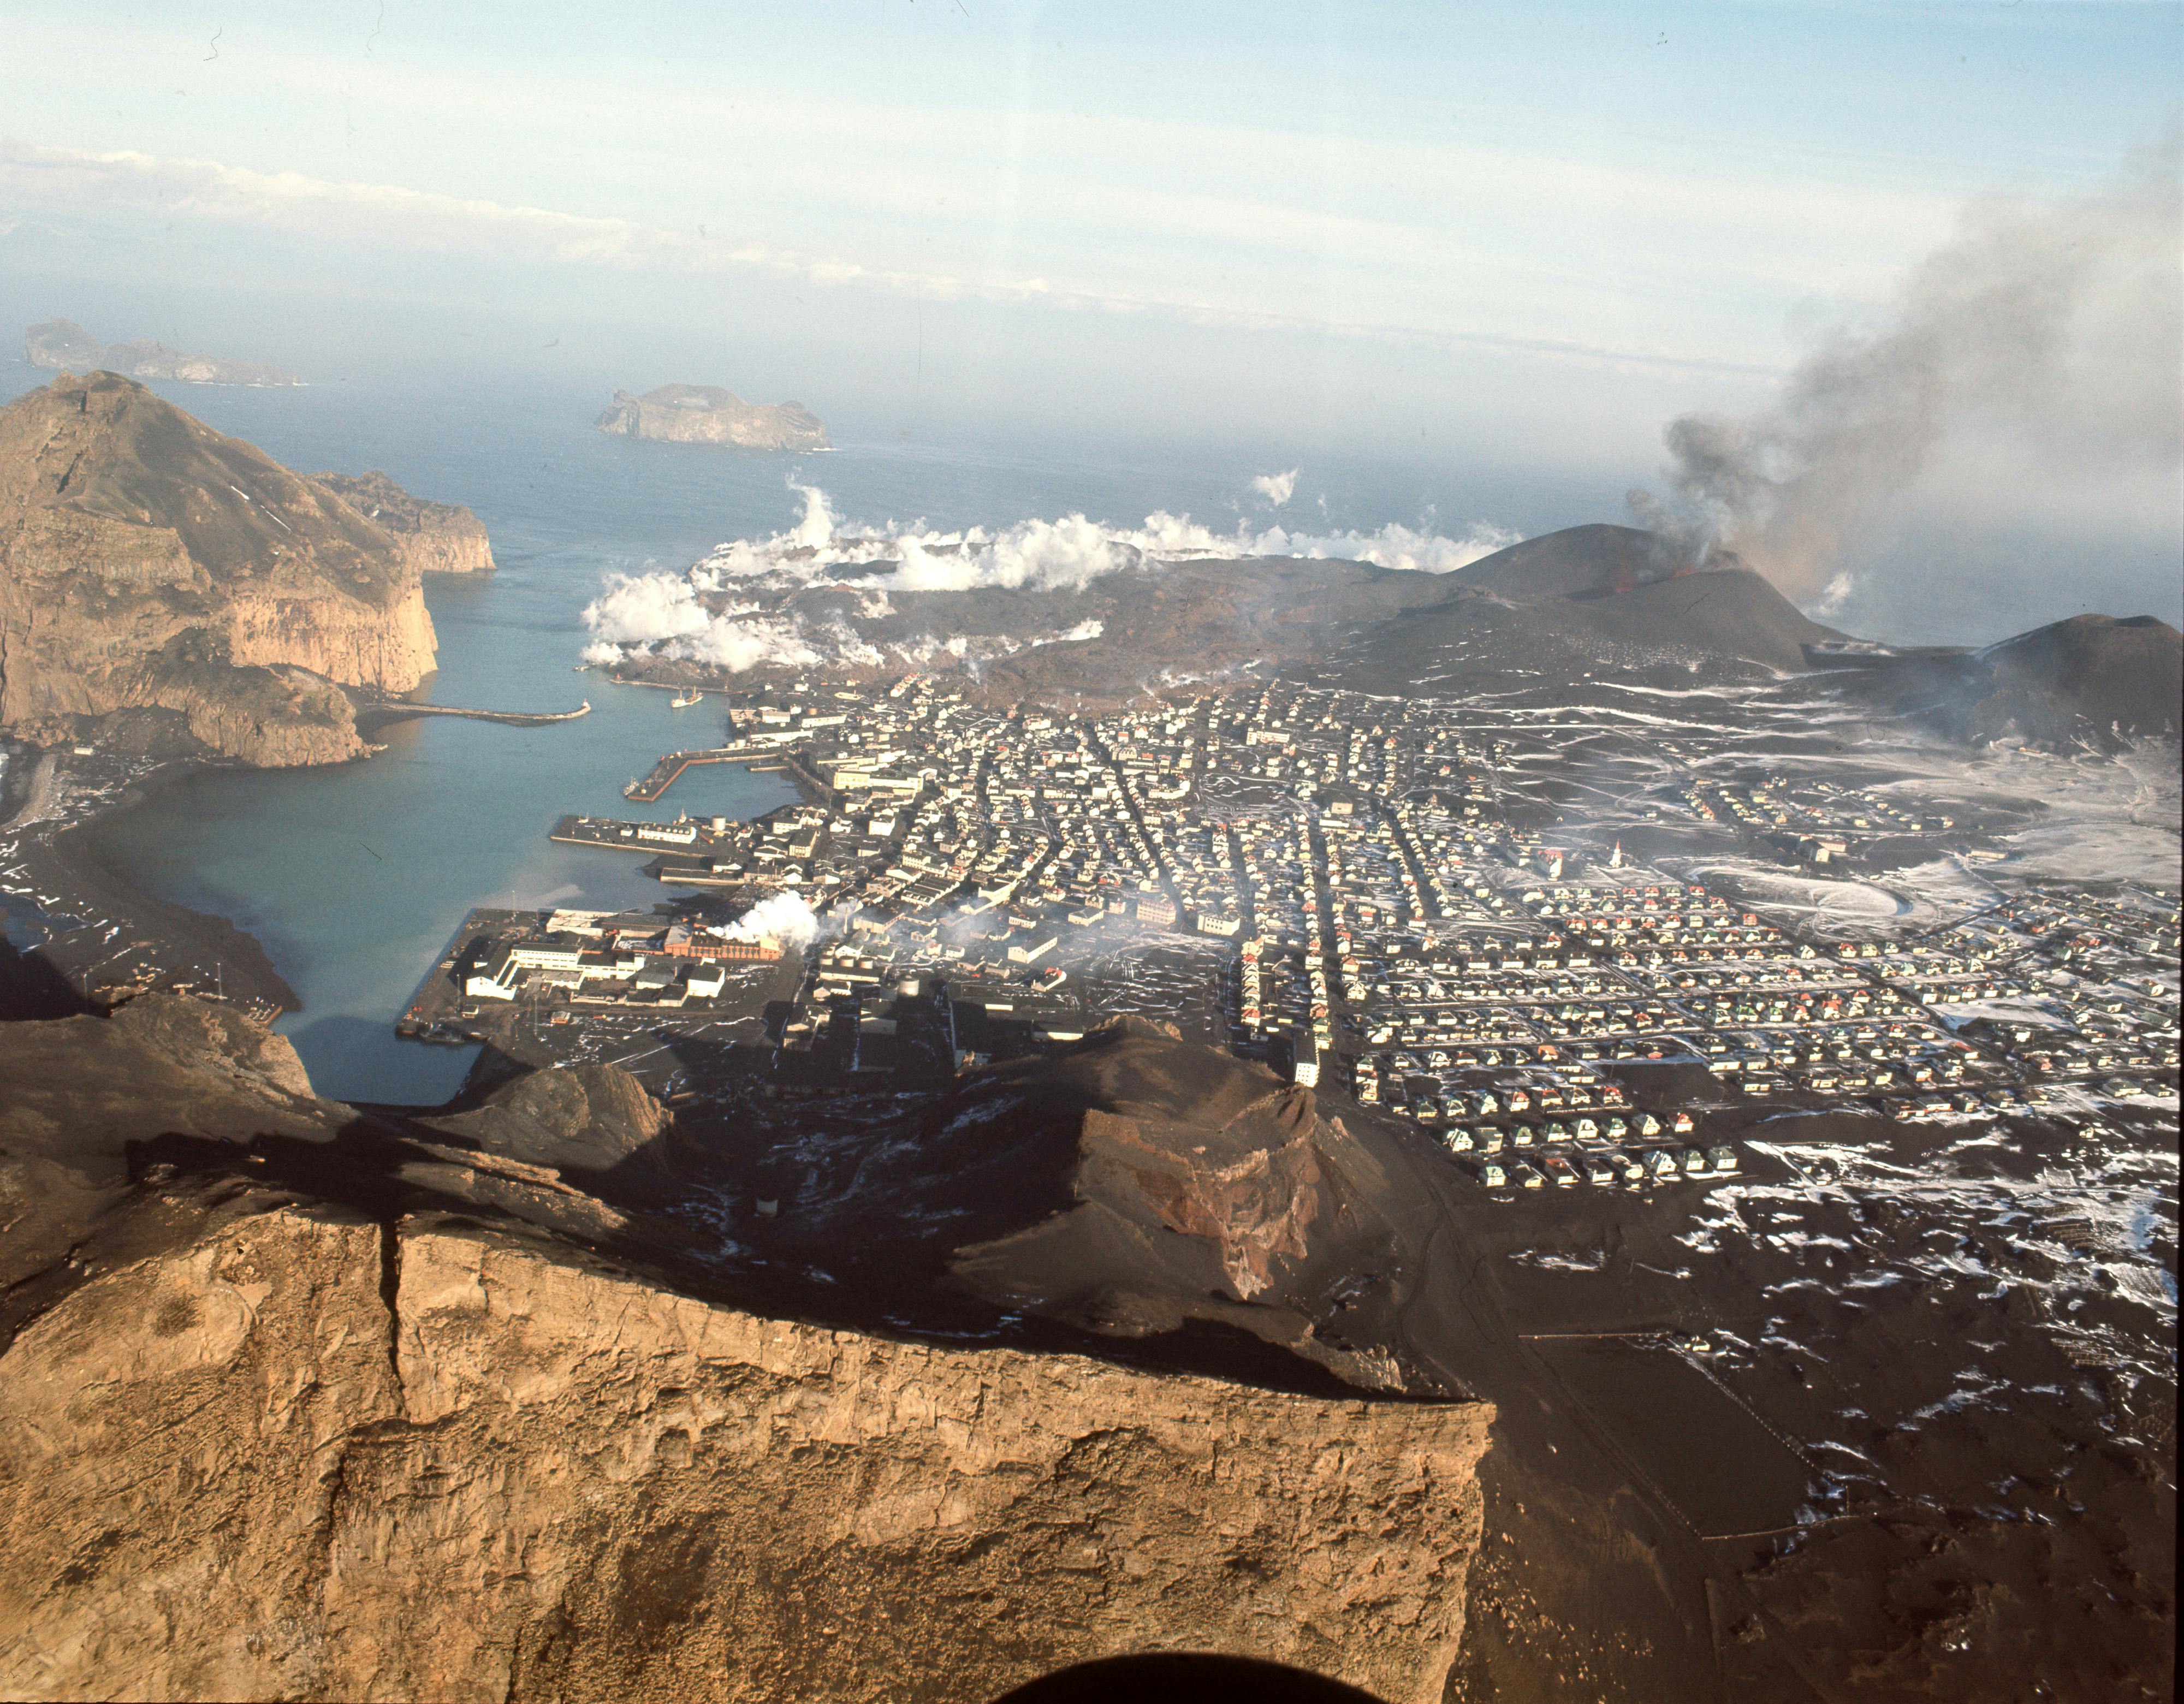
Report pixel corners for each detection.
[717,890,827,951]
[1633,146,2183,595]
[1036,619,1106,644]
[684,486,1518,593]
[581,572,822,672]
[579,473,1521,673]
[1250,467,1299,507]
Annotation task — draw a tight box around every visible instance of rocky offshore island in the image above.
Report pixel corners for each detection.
[0,372,492,766]
[596,382,830,450]
[24,318,300,388]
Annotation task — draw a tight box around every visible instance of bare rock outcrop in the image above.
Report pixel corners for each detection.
[596,383,830,450]
[0,993,338,1301]
[311,470,495,575]
[0,1197,1487,1703]
[25,318,300,387]
[0,996,1493,1703]
[0,372,443,764]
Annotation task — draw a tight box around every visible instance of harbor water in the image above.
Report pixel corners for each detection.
[35,369,1589,1102]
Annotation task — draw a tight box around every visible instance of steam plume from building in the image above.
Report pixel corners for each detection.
[717,890,826,951]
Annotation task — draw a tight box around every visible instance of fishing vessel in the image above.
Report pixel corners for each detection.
[670,687,702,708]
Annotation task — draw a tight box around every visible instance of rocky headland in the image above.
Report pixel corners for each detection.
[596,383,830,450]
[24,319,300,388]
[310,470,495,575]
[0,994,1491,1702]
[0,373,492,765]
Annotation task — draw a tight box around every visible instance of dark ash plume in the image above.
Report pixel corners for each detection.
[1634,143,2182,597]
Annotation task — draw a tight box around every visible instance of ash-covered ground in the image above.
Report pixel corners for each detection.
[434,638,2177,1701]
[7,517,2176,1700]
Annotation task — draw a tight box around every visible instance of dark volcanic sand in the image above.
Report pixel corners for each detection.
[0,748,296,1018]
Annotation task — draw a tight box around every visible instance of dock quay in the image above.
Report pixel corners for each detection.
[625,742,794,803]
[394,907,506,1040]
[550,814,743,858]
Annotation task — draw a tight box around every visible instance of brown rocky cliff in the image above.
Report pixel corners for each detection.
[311,470,495,575]
[0,998,1493,1703]
[0,372,440,764]
[0,1200,1488,1703]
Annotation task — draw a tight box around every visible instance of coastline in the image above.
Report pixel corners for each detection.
[0,744,299,1019]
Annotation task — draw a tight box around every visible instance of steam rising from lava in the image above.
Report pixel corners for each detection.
[1633,145,2182,598]
[579,473,1520,673]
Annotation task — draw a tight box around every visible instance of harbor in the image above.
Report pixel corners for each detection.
[624,743,791,803]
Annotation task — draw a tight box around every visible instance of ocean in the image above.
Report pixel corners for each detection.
[8,364,1603,1102]
[5,361,2169,1102]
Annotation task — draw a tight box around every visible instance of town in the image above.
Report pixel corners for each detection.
[403,673,2183,1199]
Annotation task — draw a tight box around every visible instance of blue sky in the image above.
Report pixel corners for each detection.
[2,2,2176,476]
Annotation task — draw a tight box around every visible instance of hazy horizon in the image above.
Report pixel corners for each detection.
[3,2,2178,632]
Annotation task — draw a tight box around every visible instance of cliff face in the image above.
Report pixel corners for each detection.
[0,372,443,765]
[0,996,1492,1703]
[312,470,495,575]
[0,1204,1488,1703]
[25,319,300,387]
[596,383,830,450]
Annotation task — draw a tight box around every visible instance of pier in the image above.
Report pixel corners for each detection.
[624,743,785,803]
[356,698,592,734]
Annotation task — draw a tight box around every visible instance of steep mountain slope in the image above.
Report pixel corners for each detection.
[1444,521,1701,602]
[0,372,442,763]
[1329,562,1838,691]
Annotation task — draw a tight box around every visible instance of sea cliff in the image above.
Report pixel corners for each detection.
[0,373,485,765]
[311,470,496,575]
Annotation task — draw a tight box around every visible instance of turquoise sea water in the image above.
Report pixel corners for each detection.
[29,368,1594,1103]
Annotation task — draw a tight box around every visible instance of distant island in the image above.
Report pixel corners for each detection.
[23,318,300,387]
[595,382,829,450]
